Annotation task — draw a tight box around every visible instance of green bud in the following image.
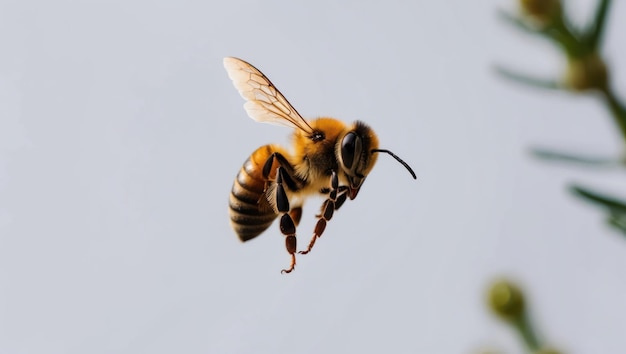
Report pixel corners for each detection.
[564,53,609,91]
[488,279,525,321]
[519,0,562,25]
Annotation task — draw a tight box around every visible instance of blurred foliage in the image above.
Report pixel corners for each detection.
[488,280,539,351]
[487,279,562,354]
[570,185,626,234]
[485,1,624,353]
[497,0,626,236]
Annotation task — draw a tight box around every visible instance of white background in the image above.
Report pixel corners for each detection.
[1,0,626,353]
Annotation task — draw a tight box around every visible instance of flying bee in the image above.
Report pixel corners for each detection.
[224,57,416,274]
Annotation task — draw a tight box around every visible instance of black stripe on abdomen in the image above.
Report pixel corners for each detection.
[229,157,277,242]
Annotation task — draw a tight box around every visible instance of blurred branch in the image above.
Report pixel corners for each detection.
[548,14,585,57]
[570,184,626,212]
[607,213,626,234]
[584,0,612,49]
[497,6,581,57]
[515,313,541,352]
[497,9,546,36]
[531,147,620,167]
[498,0,626,148]
[600,85,626,142]
[495,66,561,90]
[570,184,626,235]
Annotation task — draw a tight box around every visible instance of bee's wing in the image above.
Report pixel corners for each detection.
[223,57,314,134]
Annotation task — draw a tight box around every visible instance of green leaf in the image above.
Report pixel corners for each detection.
[497,9,542,36]
[531,148,620,167]
[570,185,626,212]
[495,66,561,90]
[497,8,572,47]
[572,185,626,236]
[607,214,626,234]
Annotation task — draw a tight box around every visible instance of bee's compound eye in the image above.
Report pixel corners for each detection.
[341,132,361,171]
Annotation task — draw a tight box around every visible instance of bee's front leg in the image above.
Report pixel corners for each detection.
[299,171,348,255]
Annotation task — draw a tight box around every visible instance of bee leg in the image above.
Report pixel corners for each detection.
[276,166,299,274]
[262,152,297,181]
[334,187,349,211]
[280,214,297,274]
[300,171,348,255]
[289,206,303,226]
[262,152,302,196]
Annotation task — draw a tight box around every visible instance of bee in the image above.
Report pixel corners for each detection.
[224,57,416,274]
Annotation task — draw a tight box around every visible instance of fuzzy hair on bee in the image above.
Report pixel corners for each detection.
[224,57,416,274]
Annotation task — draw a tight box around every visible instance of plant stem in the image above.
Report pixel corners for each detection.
[600,85,626,143]
[494,66,561,90]
[586,0,612,49]
[514,313,542,352]
[548,16,584,57]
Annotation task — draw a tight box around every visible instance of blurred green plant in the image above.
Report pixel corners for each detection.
[497,0,626,235]
[487,279,562,354]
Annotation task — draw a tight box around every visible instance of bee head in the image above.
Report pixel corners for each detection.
[337,122,379,199]
[338,121,416,199]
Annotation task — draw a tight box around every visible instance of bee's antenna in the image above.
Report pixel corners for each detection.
[371,149,417,179]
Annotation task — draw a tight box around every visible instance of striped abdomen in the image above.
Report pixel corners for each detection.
[229,145,284,242]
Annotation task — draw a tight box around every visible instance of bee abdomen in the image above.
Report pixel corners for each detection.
[229,145,281,242]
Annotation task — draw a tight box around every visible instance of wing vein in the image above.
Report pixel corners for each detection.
[224,57,314,134]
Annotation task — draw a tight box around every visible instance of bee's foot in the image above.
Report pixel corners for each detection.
[280,254,296,274]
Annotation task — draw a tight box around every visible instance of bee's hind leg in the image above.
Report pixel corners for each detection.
[289,206,303,226]
[279,213,297,274]
[300,171,348,255]
[261,153,304,274]
[275,166,301,274]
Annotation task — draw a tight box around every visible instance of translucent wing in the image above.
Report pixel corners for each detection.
[223,57,314,134]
